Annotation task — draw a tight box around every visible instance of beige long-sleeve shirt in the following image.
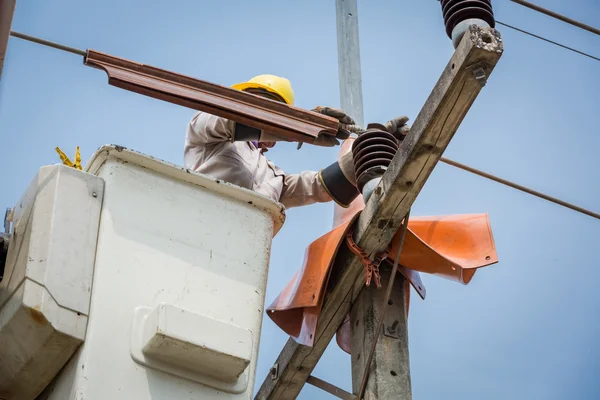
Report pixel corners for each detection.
[184,112,333,209]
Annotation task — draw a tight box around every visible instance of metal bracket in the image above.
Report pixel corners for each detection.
[0,208,11,283]
[473,67,488,88]
[270,363,279,381]
[383,319,401,339]
[3,208,10,234]
[306,375,357,400]
[466,59,493,89]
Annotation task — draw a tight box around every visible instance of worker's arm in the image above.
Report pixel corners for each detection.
[279,171,332,209]
[187,111,339,146]
[280,152,359,209]
[187,111,289,144]
[187,112,236,144]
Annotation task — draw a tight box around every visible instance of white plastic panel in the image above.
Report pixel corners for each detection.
[130,304,253,393]
[0,165,104,400]
[43,145,285,400]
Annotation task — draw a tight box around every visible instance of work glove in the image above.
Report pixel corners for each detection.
[311,135,341,147]
[384,116,411,141]
[312,106,354,141]
[319,150,359,207]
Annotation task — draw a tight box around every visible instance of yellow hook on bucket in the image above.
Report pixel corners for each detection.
[55,146,82,170]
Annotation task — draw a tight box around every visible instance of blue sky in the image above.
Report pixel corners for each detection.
[1,1,599,399]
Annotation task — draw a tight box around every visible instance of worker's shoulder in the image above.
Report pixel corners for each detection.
[188,110,217,123]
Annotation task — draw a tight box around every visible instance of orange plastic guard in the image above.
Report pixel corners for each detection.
[266,138,499,350]
[266,216,356,347]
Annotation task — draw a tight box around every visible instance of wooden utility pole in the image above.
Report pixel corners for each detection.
[351,268,411,399]
[255,22,503,400]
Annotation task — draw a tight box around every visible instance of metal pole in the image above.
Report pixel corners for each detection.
[336,2,412,398]
[335,0,364,127]
[335,0,380,201]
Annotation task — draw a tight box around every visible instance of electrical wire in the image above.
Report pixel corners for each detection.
[509,0,600,37]
[9,31,86,56]
[6,30,600,221]
[496,21,600,63]
[441,157,600,221]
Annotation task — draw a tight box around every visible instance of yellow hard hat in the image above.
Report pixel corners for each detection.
[232,74,295,106]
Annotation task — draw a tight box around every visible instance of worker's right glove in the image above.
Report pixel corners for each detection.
[232,106,356,148]
[383,116,411,141]
[311,134,341,147]
[318,151,359,208]
[312,106,354,142]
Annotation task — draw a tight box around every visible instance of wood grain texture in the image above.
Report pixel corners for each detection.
[351,271,410,399]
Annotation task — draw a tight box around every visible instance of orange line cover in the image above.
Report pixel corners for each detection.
[266,138,499,353]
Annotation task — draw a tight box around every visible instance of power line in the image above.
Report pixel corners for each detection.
[9,31,86,56]
[496,21,600,63]
[11,14,600,66]
[509,0,600,37]
[6,30,600,221]
[440,157,600,221]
